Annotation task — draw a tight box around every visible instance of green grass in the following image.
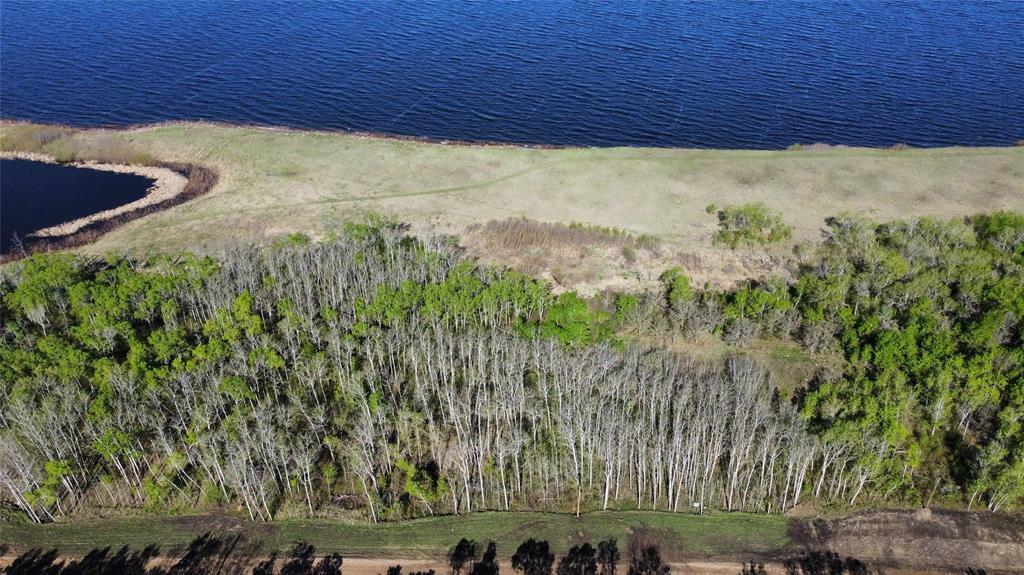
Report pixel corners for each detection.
[0,511,789,559]
[276,511,788,558]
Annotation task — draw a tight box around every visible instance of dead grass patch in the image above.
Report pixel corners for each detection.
[466,218,657,254]
[463,218,661,288]
[0,123,72,151]
[0,122,155,165]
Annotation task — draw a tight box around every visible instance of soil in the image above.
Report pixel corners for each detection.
[789,508,1024,574]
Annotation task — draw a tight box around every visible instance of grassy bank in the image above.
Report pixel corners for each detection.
[0,511,789,559]
[2,121,1021,289]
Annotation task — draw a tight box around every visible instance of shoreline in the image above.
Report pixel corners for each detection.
[0,117,581,151]
[1,151,189,238]
[4,117,1022,153]
[1,120,1020,279]
[0,148,217,263]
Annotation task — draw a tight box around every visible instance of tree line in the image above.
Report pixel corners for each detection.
[1,213,1021,523]
[616,212,1024,510]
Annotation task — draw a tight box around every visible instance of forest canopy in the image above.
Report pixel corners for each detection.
[1,212,1021,524]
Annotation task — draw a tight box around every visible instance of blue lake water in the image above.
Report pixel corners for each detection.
[1,0,1022,148]
[0,159,153,254]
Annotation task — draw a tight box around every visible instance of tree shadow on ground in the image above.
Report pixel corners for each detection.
[781,551,870,575]
[5,544,159,575]
[2,533,342,575]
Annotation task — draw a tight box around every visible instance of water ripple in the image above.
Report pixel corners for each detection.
[1,0,1022,148]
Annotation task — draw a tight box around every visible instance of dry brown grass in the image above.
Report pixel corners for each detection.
[0,122,155,165]
[467,218,658,253]
[463,218,665,290]
[50,133,156,165]
[0,123,73,151]
[462,217,780,294]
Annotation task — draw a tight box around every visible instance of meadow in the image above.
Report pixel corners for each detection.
[3,121,1021,291]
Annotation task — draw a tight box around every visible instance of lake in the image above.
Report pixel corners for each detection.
[1,0,1022,148]
[0,159,154,254]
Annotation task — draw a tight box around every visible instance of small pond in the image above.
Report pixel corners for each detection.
[1,158,154,254]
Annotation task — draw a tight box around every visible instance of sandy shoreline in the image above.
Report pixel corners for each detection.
[0,118,582,151]
[1,150,189,238]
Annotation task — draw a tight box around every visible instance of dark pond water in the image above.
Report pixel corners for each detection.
[1,0,1023,148]
[0,159,154,254]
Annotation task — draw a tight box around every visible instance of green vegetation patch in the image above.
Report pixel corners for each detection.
[0,511,788,558]
[281,511,788,558]
[708,202,793,249]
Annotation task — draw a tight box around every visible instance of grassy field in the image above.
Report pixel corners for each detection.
[2,121,1022,289]
[0,511,789,560]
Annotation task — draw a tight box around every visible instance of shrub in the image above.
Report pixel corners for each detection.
[614,294,640,323]
[660,267,694,309]
[540,292,610,345]
[723,317,759,346]
[711,202,793,249]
